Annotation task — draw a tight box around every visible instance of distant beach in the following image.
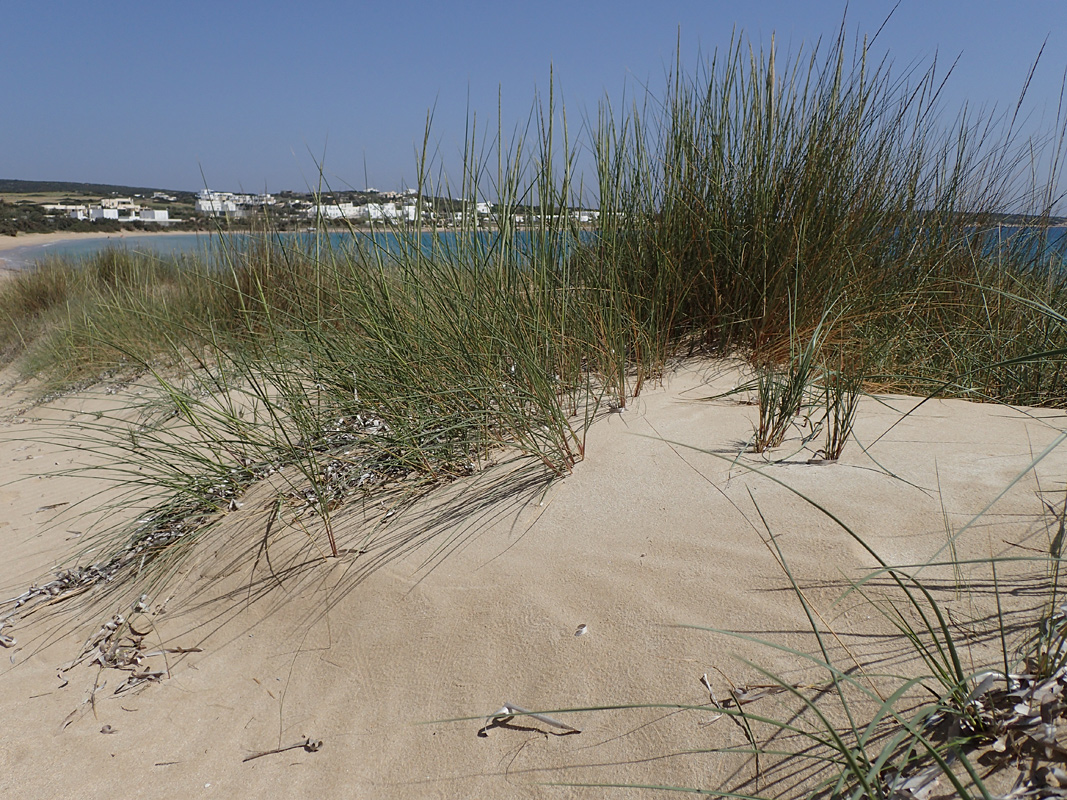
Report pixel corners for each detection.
[0,228,553,273]
[0,230,209,270]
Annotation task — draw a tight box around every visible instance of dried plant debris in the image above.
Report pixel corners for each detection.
[952,662,1067,798]
[880,628,1067,798]
[699,646,1067,800]
[479,703,581,737]
[54,610,201,697]
[701,674,799,710]
[243,736,323,763]
[281,412,469,516]
[4,565,125,616]
[0,397,478,653]
[0,417,410,628]
[856,660,1067,799]
[885,762,945,800]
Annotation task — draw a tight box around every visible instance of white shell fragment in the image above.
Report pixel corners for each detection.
[574,623,588,637]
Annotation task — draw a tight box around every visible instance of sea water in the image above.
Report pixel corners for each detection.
[0,232,216,269]
[2,226,1065,271]
[0,229,583,270]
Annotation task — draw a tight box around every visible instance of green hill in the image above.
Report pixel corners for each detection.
[0,179,184,196]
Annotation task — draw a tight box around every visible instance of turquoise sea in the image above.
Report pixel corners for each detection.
[2,226,1066,270]
[1,232,287,269]
[0,230,577,270]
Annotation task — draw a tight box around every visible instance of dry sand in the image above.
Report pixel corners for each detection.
[0,230,201,255]
[0,231,134,257]
[0,361,1065,798]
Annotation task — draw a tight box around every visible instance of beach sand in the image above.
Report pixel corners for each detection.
[0,230,201,271]
[0,360,1064,797]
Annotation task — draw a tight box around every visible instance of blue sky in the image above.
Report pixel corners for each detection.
[2,1,1065,194]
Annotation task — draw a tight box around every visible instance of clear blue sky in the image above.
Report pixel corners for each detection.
[3,1,1065,195]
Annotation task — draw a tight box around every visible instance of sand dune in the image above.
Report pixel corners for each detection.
[1,361,1064,797]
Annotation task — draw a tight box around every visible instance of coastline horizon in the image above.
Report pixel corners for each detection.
[0,229,211,270]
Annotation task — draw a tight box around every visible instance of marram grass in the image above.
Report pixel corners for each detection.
[1,23,1067,799]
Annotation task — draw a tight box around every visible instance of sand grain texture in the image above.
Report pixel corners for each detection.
[1,361,1064,798]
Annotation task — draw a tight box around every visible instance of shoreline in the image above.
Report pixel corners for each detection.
[0,229,210,271]
[0,229,203,256]
[0,227,465,271]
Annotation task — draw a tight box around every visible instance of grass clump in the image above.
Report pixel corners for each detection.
[544,437,1067,799]
[590,31,1067,407]
[0,244,244,389]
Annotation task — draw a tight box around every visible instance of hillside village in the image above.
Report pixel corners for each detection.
[194,188,599,227]
[3,179,1054,239]
[0,180,600,235]
[50,193,180,223]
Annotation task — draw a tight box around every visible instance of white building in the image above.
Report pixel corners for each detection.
[195,197,239,215]
[42,203,88,219]
[306,200,424,224]
[140,209,169,222]
[90,208,119,221]
[195,189,274,216]
[307,203,360,220]
[101,197,140,211]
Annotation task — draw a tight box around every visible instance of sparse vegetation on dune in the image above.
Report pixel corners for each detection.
[4,24,1067,798]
